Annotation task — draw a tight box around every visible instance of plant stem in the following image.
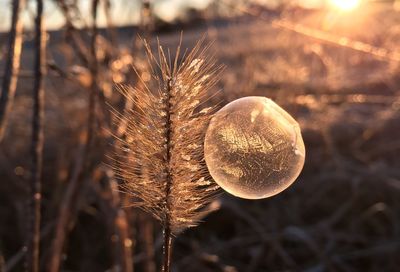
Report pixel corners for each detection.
[27,0,45,271]
[162,78,173,272]
[162,227,172,272]
[0,0,25,142]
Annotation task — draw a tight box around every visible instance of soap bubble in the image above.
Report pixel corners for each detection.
[204,96,305,199]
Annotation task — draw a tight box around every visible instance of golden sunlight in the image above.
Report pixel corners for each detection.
[329,0,361,11]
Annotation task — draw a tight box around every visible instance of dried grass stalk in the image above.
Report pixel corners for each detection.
[0,0,25,142]
[27,1,45,271]
[112,38,222,271]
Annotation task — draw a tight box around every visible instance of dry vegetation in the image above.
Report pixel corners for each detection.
[1,1,400,271]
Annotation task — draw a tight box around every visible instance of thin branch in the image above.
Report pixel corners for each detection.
[47,124,95,271]
[56,0,90,66]
[104,172,134,272]
[48,1,99,271]
[104,87,136,272]
[5,222,54,272]
[102,0,118,47]
[0,0,25,142]
[47,75,96,272]
[140,215,156,272]
[26,0,45,271]
[89,0,99,77]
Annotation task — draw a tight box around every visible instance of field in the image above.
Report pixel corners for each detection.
[1,2,400,271]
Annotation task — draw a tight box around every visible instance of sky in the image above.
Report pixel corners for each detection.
[0,0,398,31]
[0,0,214,31]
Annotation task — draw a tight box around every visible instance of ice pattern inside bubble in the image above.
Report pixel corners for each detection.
[204,96,305,199]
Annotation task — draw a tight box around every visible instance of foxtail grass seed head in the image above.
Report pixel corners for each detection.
[113,39,222,234]
[204,96,305,199]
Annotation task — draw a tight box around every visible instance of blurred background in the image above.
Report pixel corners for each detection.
[1,0,400,271]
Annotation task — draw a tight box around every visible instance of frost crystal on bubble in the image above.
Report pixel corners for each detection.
[204,96,306,199]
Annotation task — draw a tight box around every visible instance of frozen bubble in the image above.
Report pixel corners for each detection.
[204,96,305,199]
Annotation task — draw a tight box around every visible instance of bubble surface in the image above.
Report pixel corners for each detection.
[204,96,305,199]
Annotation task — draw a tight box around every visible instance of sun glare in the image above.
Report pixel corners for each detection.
[329,0,361,11]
